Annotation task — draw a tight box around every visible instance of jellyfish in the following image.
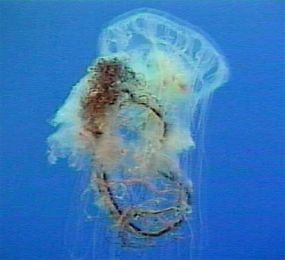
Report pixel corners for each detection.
[47,7,229,256]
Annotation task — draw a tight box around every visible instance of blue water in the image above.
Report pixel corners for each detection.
[1,1,284,259]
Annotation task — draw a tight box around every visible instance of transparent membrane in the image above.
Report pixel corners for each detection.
[47,8,229,259]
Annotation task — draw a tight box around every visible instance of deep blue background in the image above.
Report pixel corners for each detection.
[1,1,284,259]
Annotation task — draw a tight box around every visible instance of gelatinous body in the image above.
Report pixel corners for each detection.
[47,8,229,250]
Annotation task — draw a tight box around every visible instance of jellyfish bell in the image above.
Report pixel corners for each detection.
[99,8,229,102]
[47,7,229,258]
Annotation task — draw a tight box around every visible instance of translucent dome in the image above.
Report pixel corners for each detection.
[99,8,229,100]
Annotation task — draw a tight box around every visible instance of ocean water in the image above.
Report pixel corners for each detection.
[0,1,284,260]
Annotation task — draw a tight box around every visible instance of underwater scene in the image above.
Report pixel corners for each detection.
[1,1,284,260]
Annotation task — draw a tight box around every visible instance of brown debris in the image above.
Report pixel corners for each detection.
[81,58,123,137]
